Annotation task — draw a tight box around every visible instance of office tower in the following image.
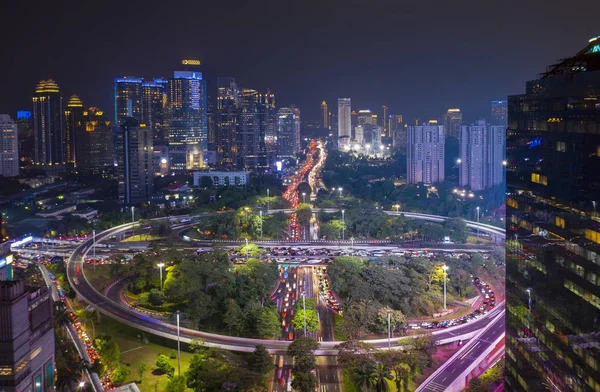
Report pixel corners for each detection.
[32,79,66,175]
[142,79,166,134]
[64,95,84,167]
[116,117,153,205]
[391,115,406,150]
[75,107,113,176]
[215,77,239,169]
[407,124,445,184]
[0,115,18,177]
[167,60,207,171]
[277,107,301,158]
[486,124,505,188]
[114,77,143,127]
[442,108,462,138]
[15,111,33,162]
[320,101,329,129]
[357,109,374,145]
[0,280,55,391]
[380,106,389,136]
[262,91,278,168]
[354,125,364,145]
[491,100,508,126]
[506,37,600,392]
[337,98,351,148]
[152,143,169,176]
[237,89,267,169]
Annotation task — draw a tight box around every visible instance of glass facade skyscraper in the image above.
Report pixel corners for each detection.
[506,37,600,392]
[32,79,66,174]
[114,77,143,127]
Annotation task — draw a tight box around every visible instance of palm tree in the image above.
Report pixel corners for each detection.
[372,362,393,392]
[353,363,375,392]
[393,362,412,392]
[54,301,70,326]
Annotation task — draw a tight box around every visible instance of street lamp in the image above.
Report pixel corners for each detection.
[245,238,249,261]
[302,192,306,203]
[526,288,532,313]
[267,189,270,211]
[350,236,354,250]
[394,204,400,213]
[301,291,307,336]
[131,206,135,225]
[442,264,449,310]
[176,310,181,376]
[157,263,165,291]
[514,234,519,254]
[476,206,480,242]
[387,308,393,350]
[341,210,345,241]
[338,187,343,197]
[259,211,263,240]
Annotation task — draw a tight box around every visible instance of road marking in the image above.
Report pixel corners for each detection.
[460,341,481,360]
[121,346,143,354]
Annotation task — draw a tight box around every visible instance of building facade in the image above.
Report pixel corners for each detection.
[236,89,267,170]
[320,101,329,129]
[0,280,55,392]
[116,117,154,205]
[64,95,84,167]
[32,80,65,175]
[113,77,143,127]
[0,115,18,177]
[16,111,33,163]
[442,108,462,138]
[142,79,167,140]
[193,170,249,187]
[506,37,600,392]
[459,120,505,191]
[215,77,239,169]
[277,107,301,159]
[491,100,508,126]
[407,124,445,184]
[337,98,351,148]
[75,107,114,176]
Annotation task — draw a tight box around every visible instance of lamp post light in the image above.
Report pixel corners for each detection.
[338,187,343,197]
[341,210,345,241]
[131,206,135,225]
[267,189,270,211]
[514,234,519,254]
[176,310,181,376]
[394,204,400,213]
[526,288,532,313]
[302,291,307,336]
[259,211,263,240]
[157,263,165,291]
[302,192,306,203]
[476,206,480,242]
[79,381,86,389]
[442,264,449,310]
[350,236,354,250]
[245,238,249,261]
[387,308,393,350]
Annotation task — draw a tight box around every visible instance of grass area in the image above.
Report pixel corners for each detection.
[122,234,160,242]
[92,315,195,392]
[343,369,357,392]
[466,235,493,245]
[334,314,346,341]
[84,265,113,293]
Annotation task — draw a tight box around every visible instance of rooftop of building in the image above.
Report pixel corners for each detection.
[35,79,60,94]
[541,36,600,79]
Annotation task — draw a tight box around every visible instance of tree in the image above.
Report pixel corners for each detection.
[293,308,319,333]
[249,345,273,375]
[393,362,411,392]
[199,176,213,189]
[112,367,131,386]
[413,335,436,367]
[156,354,175,377]
[137,363,147,384]
[471,253,485,267]
[376,307,406,334]
[465,377,488,392]
[352,363,376,392]
[165,375,189,392]
[372,362,393,392]
[148,288,165,306]
[223,298,243,335]
[336,340,377,370]
[343,301,378,339]
[288,337,320,392]
[94,336,120,368]
[255,306,281,339]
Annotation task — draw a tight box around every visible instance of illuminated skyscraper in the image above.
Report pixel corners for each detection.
[442,108,462,138]
[16,111,33,162]
[114,77,142,127]
[262,91,278,168]
[277,107,301,158]
[75,107,113,176]
[407,124,445,184]
[142,79,167,137]
[237,89,267,169]
[116,117,153,205]
[166,60,207,171]
[491,100,508,126]
[215,77,239,169]
[391,114,405,150]
[320,100,329,129]
[64,94,84,167]
[337,98,351,148]
[0,115,18,177]
[506,37,600,392]
[380,105,389,136]
[32,79,66,174]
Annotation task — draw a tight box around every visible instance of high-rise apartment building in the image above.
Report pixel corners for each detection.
[0,280,55,392]
[142,79,167,138]
[459,120,506,191]
[506,37,600,392]
[0,115,18,177]
[32,80,66,174]
[166,61,207,171]
[114,77,143,127]
[64,95,84,167]
[75,107,114,176]
[277,107,301,158]
[116,117,154,205]
[407,124,445,184]
[357,109,374,146]
[320,101,329,129]
[337,98,351,148]
[491,100,508,126]
[215,77,239,169]
[262,92,278,168]
[237,89,267,169]
[380,106,389,136]
[391,115,406,150]
[16,111,33,163]
[442,108,462,138]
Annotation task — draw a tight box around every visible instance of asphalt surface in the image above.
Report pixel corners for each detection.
[419,312,505,392]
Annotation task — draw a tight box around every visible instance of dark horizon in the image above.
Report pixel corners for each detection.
[2,0,600,123]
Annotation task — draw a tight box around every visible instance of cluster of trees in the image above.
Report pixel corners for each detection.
[465,359,505,392]
[163,343,273,391]
[336,336,436,391]
[192,208,289,240]
[288,337,320,392]
[292,297,319,333]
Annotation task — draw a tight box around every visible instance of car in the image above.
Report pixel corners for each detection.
[288,332,294,340]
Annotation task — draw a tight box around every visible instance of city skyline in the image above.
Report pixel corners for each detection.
[2,1,600,123]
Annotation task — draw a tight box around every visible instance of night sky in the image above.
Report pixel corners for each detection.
[2,0,600,123]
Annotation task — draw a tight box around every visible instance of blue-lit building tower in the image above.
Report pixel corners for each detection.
[114,77,143,127]
[166,60,207,171]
